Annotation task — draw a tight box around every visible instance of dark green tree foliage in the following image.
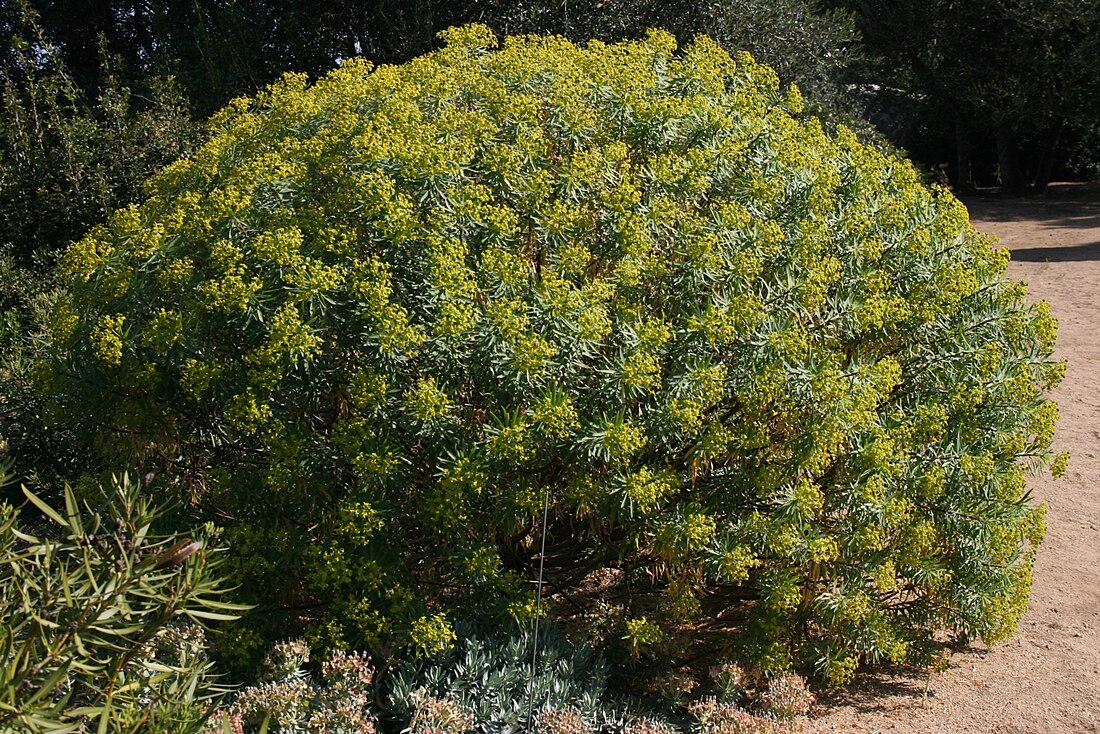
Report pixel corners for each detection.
[840,0,1100,192]
[0,472,239,733]
[17,0,859,117]
[17,0,440,115]
[0,7,199,495]
[0,10,198,266]
[0,273,82,503]
[42,28,1062,683]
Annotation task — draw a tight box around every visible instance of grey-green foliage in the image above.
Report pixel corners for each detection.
[0,471,242,733]
[386,622,611,732]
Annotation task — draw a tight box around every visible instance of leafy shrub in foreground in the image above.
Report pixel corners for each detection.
[207,640,377,733]
[41,25,1063,679]
[0,473,238,733]
[755,673,812,721]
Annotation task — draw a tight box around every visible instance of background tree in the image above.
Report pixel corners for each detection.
[15,0,860,116]
[839,0,1100,193]
[0,5,199,495]
[18,0,443,115]
[0,6,198,267]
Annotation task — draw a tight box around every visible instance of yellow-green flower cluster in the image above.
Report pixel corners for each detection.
[90,314,126,366]
[404,377,450,423]
[409,613,456,655]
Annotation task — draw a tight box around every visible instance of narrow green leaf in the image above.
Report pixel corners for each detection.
[21,488,67,528]
[183,609,241,621]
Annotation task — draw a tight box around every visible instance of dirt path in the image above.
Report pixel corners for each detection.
[806,183,1100,734]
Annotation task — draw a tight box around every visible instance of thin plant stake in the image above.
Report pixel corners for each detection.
[526,486,551,731]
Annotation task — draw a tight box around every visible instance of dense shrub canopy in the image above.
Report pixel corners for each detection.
[43,26,1062,680]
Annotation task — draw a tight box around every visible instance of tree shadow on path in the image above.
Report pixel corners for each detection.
[962,181,1100,229]
[1010,241,1100,262]
[963,181,1100,262]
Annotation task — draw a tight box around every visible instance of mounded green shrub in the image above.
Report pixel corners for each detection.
[41,25,1063,680]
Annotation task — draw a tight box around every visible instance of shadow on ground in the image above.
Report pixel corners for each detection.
[963,182,1100,233]
[810,665,931,715]
[811,646,1005,717]
[1010,241,1100,262]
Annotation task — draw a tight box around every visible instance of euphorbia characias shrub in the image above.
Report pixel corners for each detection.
[41,25,1064,680]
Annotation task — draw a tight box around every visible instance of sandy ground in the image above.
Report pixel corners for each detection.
[806,182,1100,734]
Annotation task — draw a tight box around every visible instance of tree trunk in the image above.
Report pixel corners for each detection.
[996,124,1027,195]
[954,117,974,193]
[1032,118,1065,195]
